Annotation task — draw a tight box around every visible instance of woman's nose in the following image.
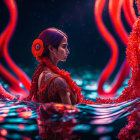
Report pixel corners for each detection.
[66,48,70,54]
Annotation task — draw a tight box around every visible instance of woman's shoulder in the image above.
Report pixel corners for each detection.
[38,70,57,89]
[39,70,54,80]
[38,70,68,89]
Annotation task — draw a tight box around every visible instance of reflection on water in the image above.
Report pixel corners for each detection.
[0,72,140,140]
[0,97,139,140]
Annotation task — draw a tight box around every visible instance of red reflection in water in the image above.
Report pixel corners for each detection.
[16,107,27,113]
[38,103,80,140]
[0,114,7,117]
[0,104,5,107]
[0,129,8,136]
[18,124,25,130]
[3,109,9,114]
[0,137,6,140]
[22,137,32,140]
[18,111,32,119]
[95,126,111,134]
[0,117,5,122]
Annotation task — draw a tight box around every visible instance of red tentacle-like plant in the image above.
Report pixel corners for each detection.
[99,15,140,140]
[94,0,137,97]
[123,0,137,27]
[96,0,140,138]
[0,0,31,97]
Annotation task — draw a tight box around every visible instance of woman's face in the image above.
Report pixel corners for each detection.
[54,36,70,62]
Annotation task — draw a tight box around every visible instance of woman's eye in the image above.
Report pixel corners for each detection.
[62,45,66,49]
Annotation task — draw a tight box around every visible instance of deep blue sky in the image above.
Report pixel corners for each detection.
[0,0,132,73]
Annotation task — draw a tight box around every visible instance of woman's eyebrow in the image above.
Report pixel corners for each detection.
[61,43,68,45]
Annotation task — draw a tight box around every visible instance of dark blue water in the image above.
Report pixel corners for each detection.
[0,70,139,140]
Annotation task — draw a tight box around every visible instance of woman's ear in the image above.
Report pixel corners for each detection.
[48,45,54,53]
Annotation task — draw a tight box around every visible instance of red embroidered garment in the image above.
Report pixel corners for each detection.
[37,57,84,103]
[32,70,78,105]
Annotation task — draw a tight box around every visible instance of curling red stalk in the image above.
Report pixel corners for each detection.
[109,0,128,45]
[1,0,31,91]
[94,0,130,97]
[123,0,137,28]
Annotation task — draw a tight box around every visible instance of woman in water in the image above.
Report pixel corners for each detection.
[26,28,84,140]
[27,28,83,105]
[0,27,94,104]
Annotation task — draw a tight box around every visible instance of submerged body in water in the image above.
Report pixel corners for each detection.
[0,91,139,140]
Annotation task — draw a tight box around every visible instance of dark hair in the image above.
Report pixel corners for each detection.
[27,28,67,101]
[38,28,67,58]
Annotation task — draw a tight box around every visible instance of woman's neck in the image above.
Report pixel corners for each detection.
[49,55,58,66]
